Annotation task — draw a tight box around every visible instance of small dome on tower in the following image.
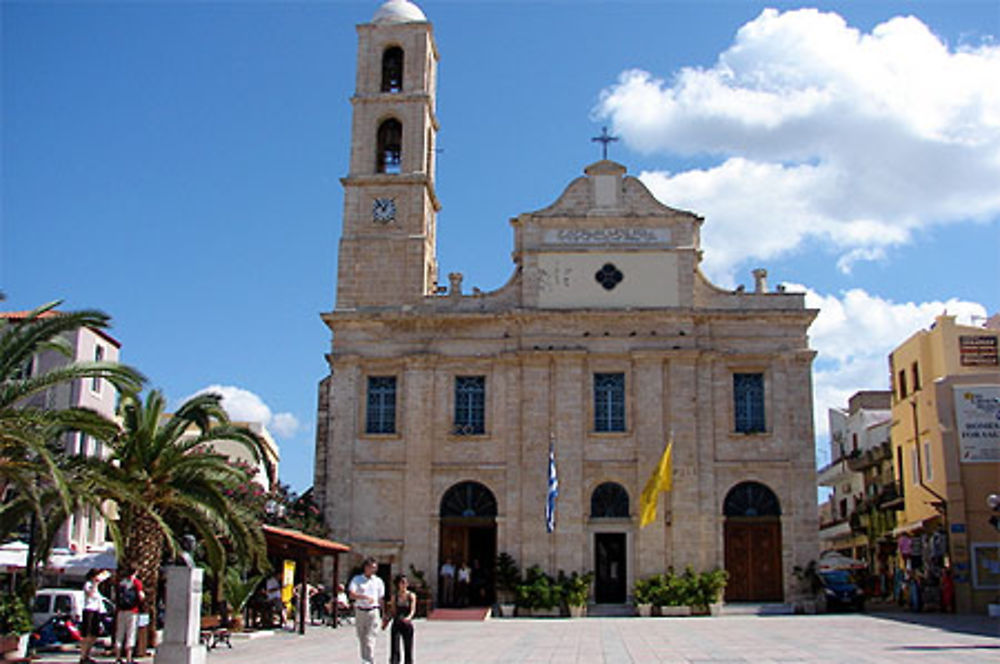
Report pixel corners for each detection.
[372,0,427,24]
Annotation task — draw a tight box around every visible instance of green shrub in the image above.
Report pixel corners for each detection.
[559,571,594,607]
[515,565,560,610]
[634,568,729,609]
[495,552,521,601]
[692,568,728,611]
[632,576,656,605]
[0,594,31,636]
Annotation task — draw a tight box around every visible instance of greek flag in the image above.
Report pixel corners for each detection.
[546,443,558,533]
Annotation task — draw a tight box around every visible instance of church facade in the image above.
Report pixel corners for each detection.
[315,0,819,606]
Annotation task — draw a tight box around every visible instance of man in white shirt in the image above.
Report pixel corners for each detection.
[348,556,385,664]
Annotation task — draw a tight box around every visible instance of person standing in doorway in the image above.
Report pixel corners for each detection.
[456,561,471,607]
[383,574,416,664]
[439,558,455,607]
[348,556,385,664]
[113,566,145,664]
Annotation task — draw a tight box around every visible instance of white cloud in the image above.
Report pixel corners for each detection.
[596,8,1000,280]
[789,284,988,461]
[184,384,301,439]
[269,412,301,438]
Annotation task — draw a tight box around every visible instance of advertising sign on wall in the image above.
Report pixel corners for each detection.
[953,385,1000,463]
[959,335,999,367]
[971,543,1000,589]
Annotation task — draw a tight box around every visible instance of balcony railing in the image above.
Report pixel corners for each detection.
[846,441,892,472]
[876,481,904,510]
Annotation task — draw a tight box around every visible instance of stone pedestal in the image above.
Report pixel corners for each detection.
[154,566,206,664]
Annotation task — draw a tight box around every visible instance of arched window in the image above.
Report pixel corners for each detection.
[590,482,629,518]
[723,481,781,517]
[440,481,497,518]
[376,119,402,174]
[381,46,404,93]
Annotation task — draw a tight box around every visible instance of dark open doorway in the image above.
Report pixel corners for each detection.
[438,481,497,607]
[594,533,627,603]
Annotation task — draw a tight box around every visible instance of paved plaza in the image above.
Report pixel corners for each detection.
[29,611,999,664]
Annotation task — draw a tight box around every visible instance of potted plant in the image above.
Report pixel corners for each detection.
[407,565,433,618]
[515,566,560,617]
[692,569,728,616]
[632,577,656,617]
[495,553,520,617]
[223,567,265,631]
[0,593,32,660]
[559,571,593,618]
[655,569,692,616]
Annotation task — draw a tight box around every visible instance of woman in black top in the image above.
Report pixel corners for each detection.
[383,574,416,664]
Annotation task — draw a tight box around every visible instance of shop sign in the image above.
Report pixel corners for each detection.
[953,385,1000,463]
[950,523,966,534]
[959,335,998,366]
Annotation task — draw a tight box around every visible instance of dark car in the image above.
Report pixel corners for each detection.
[819,569,865,611]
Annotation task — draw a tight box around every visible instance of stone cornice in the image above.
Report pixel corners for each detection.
[322,307,813,327]
[350,93,441,131]
[341,172,441,212]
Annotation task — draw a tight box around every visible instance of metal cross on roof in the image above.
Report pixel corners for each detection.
[591,126,619,160]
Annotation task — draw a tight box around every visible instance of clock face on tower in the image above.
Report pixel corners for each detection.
[372,197,397,223]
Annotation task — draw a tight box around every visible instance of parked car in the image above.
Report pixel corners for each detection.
[31,589,83,628]
[31,589,115,631]
[819,570,865,611]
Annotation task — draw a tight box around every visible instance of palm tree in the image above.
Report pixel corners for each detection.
[102,389,270,643]
[0,302,143,594]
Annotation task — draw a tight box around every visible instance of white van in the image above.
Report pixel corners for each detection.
[31,588,84,628]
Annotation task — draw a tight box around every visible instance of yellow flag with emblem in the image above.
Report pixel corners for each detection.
[639,441,673,528]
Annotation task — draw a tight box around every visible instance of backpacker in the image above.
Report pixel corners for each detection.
[118,579,139,610]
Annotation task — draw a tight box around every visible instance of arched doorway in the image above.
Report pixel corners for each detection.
[590,482,629,603]
[723,481,783,602]
[439,481,497,608]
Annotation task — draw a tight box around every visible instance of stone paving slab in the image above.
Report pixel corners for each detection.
[28,611,999,664]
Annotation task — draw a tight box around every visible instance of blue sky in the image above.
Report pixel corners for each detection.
[3,1,998,494]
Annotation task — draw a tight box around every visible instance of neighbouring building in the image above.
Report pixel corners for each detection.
[315,0,819,606]
[179,419,281,492]
[889,313,1000,613]
[818,391,898,593]
[0,309,121,555]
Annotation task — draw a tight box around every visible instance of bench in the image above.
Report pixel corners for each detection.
[199,614,232,650]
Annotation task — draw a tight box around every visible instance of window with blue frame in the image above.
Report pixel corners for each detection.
[365,376,397,434]
[454,376,485,435]
[733,372,765,434]
[594,372,625,432]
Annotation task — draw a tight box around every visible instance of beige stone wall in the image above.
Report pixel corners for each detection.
[318,307,818,601]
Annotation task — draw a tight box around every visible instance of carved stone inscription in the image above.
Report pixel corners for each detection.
[544,228,671,245]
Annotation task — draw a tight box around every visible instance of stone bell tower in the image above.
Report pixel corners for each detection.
[335,0,440,310]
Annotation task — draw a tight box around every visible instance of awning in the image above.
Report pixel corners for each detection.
[892,516,940,537]
[0,542,116,575]
[0,541,28,572]
[262,524,350,557]
[260,525,350,636]
[47,545,117,577]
